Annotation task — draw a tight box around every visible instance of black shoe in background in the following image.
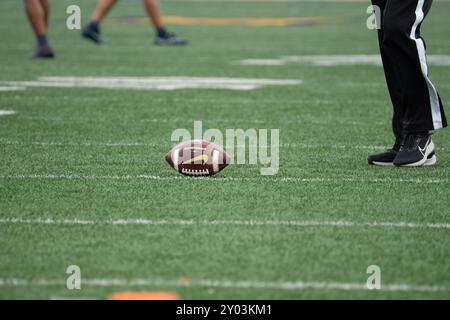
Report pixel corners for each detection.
[154,28,188,46]
[82,21,104,44]
[31,45,54,59]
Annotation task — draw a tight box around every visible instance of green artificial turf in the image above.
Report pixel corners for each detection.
[0,0,449,299]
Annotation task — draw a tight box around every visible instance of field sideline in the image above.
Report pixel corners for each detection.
[0,0,449,299]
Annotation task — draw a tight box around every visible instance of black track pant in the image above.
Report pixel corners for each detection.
[371,0,447,139]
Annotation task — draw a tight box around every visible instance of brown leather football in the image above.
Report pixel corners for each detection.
[165,140,231,176]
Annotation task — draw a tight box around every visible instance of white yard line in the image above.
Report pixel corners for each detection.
[239,55,450,66]
[0,86,25,92]
[12,96,376,107]
[8,117,387,127]
[50,296,98,300]
[3,140,446,153]
[0,139,392,149]
[2,77,303,91]
[0,140,153,147]
[0,110,16,116]
[139,118,377,125]
[0,174,447,184]
[0,217,449,230]
[164,0,450,3]
[0,277,448,293]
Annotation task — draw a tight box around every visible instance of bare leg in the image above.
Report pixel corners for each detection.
[145,0,187,44]
[143,0,163,29]
[39,0,50,29]
[83,0,187,45]
[91,0,118,23]
[82,0,118,44]
[24,0,47,36]
[24,0,54,57]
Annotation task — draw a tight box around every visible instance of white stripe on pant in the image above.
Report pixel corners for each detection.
[410,0,443,129]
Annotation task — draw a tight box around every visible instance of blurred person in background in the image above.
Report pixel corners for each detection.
[24,0,54,58]
[82,0,187,46]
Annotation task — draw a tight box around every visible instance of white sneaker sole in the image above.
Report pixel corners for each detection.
[422,154,437,166]
[370,161,395,166]
[371,155,436,167]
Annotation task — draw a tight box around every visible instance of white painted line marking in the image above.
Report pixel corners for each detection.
[6,139,446,152]
[0,174,447,184]
[0,110,16,116]
[151,0,450,3]
[0,217,449,230]
[10,96,352,105]
[16,114,387,126]
[0,139,403,150]
[2,77,303,91]
[0,277,448,293]
[240,59,287,66]
[0,86,25,92]
[2,139,446,153]
[0,140,151,147]
[239,55,450,66]
[50,296,98,300]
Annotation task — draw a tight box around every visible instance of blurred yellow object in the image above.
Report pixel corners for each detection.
[107,292,181,300]
[109,15,334,27]
[163,16,330,26]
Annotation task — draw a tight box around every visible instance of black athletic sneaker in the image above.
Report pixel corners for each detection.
[31,45,54,59]
[154,32,188,46]
[393,133,435,167]
[368,139,400,166]
[82,22,104,44]
[368,149,436,166]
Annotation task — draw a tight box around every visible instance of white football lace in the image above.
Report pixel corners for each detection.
[181,168,210,176]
